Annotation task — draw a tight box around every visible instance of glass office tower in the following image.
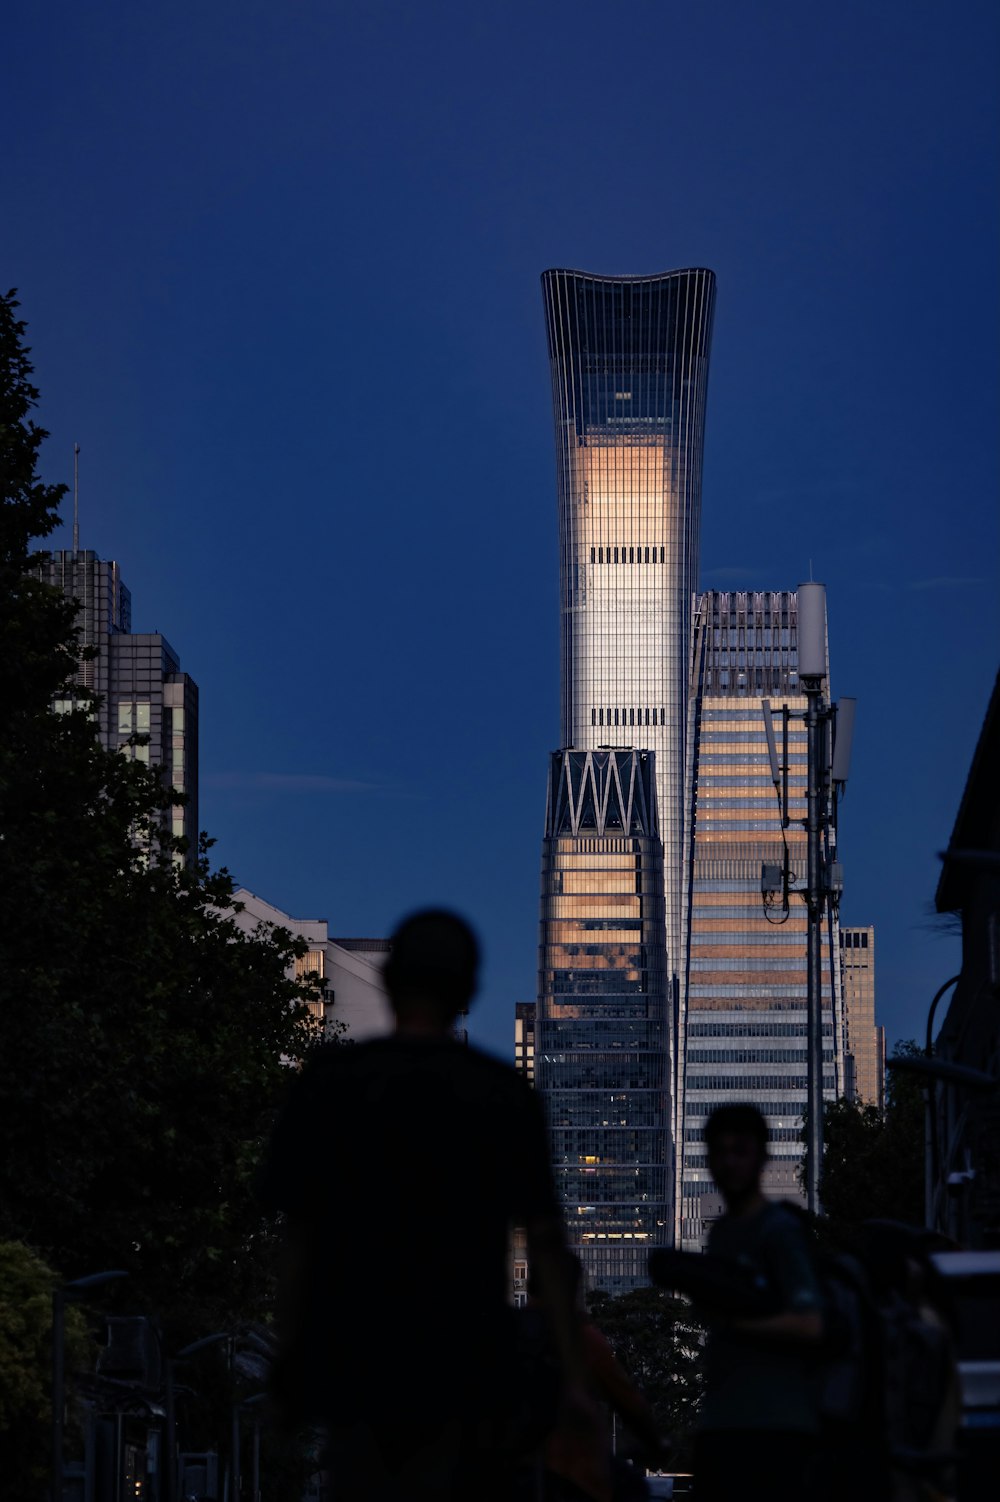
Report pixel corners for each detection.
[537,749,669,1292]
[542,269,715,1010]
[538,269,715,1281]
[679,590,844,1249]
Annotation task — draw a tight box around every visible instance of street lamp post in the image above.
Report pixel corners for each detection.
[51,1270,128,1502]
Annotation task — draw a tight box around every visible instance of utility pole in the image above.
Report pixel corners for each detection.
[763,583,854,1216]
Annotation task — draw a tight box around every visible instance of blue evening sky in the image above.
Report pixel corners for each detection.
[5,1,997,1061]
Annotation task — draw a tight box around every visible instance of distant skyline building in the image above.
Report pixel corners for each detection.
[679,588,845,1248]
[35,547,200,853]
[840,926,885,1111]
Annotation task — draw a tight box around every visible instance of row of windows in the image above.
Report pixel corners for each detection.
[694,900,806,917]
[699,755,808,769]
[683,1141,805,1171]
[685,1021,831,1038]
[708,628,793,644]
[697,798,806,811]
[688,985,819,998]
[591,706,666,727]
[700,731,805,743]
[684,1124,804,1143]
[841,931,872,948]
[702,707,802,721]
[689,958,808,971]
[685,1099,805,1117]
[687,1074,835,1091]
[685,1048,833,1064]
[695,820,797,832]
[695,776,785,787]
[589,546,668,564]
[689,932,806,946]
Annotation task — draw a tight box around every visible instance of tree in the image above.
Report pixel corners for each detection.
[819,1040,925,1237]
[0,290,329,1498]
[0,1241,93,1499]
[587,1285,707,1470]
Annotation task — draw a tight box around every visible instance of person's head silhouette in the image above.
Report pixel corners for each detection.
[383,908,480,1033]
[704,1102,769,1209]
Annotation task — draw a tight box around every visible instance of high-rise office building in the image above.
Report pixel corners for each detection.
[36,548,199,852]
[678,589,845,1247]
[541,269,715,1011]
[537,270,715,1279]
[840,926,885,1111]
[537,748,669,1292]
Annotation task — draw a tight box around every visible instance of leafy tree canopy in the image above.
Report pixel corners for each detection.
[587,1285,707,1471]
[0,288,325,1350]
[819,1039,925,1238]
[0,1241,93,1498]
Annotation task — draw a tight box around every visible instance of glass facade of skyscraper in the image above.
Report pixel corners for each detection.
[536,749,669,1292]
[679,590,844,1249]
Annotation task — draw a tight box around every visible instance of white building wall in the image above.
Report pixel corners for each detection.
[231,887,393,1041]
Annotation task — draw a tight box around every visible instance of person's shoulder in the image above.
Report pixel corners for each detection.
[762,1200,813,1239]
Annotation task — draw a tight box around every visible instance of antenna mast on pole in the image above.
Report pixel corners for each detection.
[73,444,81,553]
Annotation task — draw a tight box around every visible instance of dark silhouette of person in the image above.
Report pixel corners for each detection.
[258,908,592,1501]
[692,1104,824,1502]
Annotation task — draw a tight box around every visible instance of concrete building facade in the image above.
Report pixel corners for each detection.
[840,925,885,1110]
[230,888,394,1042]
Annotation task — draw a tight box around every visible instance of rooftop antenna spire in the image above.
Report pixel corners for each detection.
[73,444,81,553]
[808,557,814,581]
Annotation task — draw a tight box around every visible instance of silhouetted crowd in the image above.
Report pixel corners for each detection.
[259,911,963,1502]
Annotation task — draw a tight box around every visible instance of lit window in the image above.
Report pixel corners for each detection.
[118,703,133,734]
[136,703,151,733]
[295,949,326,981]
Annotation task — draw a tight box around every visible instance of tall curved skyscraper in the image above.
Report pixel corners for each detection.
[537,268,715,1282]
[542,269,715,1012]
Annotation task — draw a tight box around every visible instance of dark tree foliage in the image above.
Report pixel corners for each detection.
[0,291,326,1494]
[587,1285,707,1471]
[819,1039,925,1237]
[0,1241,94,1498]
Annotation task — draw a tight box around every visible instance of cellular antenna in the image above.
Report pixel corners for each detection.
[73,444,81,552]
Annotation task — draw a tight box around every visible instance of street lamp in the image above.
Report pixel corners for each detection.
[51,1270,128,1502]
[164,1333,229,1502]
